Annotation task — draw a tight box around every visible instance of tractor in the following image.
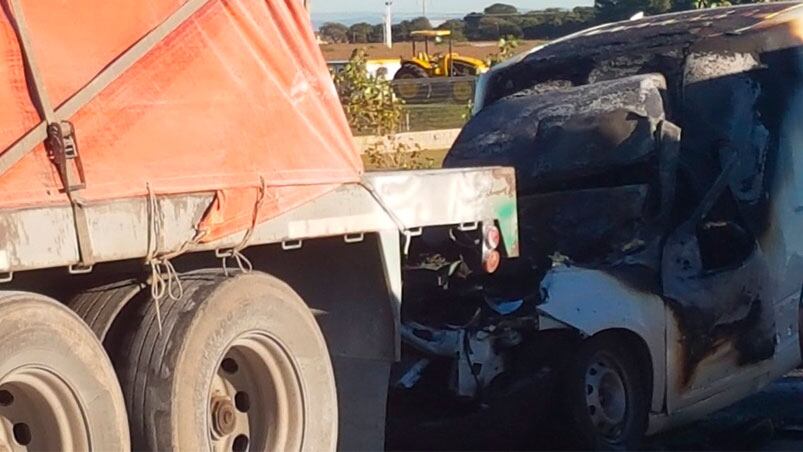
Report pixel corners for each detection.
[393,30,488,102]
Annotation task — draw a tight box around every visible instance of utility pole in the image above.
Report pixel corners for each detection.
[384,1,393,48]
[422,0,427,19]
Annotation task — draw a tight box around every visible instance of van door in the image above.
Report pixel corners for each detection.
[661,157,775,410]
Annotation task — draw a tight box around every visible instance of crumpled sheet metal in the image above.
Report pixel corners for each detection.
[517,185,650,267]
[480,3,803,109]
[445,73,668,194]
[446,5,803,384]
[446,74,678,272]
[0,0,362,241]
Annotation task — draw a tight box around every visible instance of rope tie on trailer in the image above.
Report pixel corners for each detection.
[145,185,167,332]
[146,184,207,332]
[219,177,267,276]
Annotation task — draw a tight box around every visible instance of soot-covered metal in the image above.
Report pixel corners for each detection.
[444,3,803,383]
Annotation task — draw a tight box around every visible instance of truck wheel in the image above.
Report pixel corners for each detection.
[451,79,475,103]
[394,63,430,102]
[0,292,129,451]
[565,334,648,450]
[116,271,337,451]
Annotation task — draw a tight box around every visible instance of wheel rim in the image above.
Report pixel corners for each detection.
[395,77,422,100]
[209,333,305,452]
[584,352,628,440]
[0,368,90,451]
[452,81,473,102]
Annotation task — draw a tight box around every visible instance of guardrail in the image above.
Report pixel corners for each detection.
[394,76,475,134]
[391,75,477,104]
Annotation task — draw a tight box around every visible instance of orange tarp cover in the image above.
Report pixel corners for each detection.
[0,0,362,240]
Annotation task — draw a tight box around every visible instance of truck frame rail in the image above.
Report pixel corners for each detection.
[0,167,518,278]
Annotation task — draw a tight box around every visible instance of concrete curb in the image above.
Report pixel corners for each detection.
[354,129,461,154]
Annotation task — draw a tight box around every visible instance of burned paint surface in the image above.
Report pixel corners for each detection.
[479,3,802,110]
[444,5,803,386]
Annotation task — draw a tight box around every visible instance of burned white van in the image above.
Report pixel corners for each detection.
[390,3,803,450]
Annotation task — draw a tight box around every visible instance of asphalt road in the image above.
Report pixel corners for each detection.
[648,370,803,451]
[387,370,803,451]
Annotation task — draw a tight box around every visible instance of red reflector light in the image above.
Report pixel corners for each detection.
[483,250,501,274]
[485,226,501,250]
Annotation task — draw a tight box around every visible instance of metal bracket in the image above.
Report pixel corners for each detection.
[215,248,236,259]
[401,228,423,256]
[68,264,94,275]
[458,222,479,232]
[215,248,253,276]
[47,121,86,193]
[281,240,303,251]
[344,233,365,244]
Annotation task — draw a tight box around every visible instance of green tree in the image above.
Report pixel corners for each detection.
[692,0,730,6]
[475,16,522,40]
[332,50,433,169]
[332,49,402,136]
[487,35,520,66]
[348,22,374,43]
[484,3,519,15]
[319,22,349,43]
[438,19,467,41]
[371,24,385,43]
[408,16,433,31]
[392,17,432,41]
[391,21,410,42]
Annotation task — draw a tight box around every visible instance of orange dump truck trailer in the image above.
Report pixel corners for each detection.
[0,1,518,450]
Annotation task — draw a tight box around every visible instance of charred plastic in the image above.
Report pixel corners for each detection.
[389,8,803,446]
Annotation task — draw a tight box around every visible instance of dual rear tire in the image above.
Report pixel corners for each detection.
[112,271,337,451]
[60,270,337,451]
[0,292,129,451]
[0,271,336,452]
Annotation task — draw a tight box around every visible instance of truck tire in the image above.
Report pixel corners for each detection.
[451,79,475,103]
[67,279,144,344]
[394,63,430,102]
[564,334,648,450]
[0,292,129,451]
[116,271,337,451]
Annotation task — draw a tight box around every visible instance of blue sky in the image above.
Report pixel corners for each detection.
[312,1,593,14]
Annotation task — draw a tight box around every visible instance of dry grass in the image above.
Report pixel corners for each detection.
[363,148,449,171]
[320,40,543,62]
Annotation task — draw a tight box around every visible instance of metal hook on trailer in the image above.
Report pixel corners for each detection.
[458,222,479,232]
[215,177,266,276]
[344,233,366,244]
[281,240,304,251]
[216,248,254,277]
[68,263,94,275]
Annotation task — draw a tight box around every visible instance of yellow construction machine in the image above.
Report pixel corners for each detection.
[393,30,488,102]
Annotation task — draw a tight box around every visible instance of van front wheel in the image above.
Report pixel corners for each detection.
[565,334,648,451]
